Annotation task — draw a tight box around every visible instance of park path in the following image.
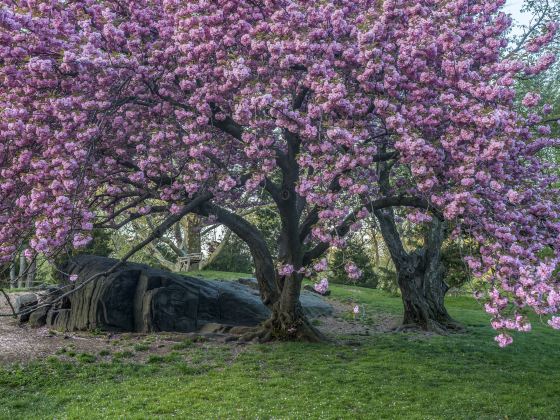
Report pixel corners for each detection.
[0,293,109,363]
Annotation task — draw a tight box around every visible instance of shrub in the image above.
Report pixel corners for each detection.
[329,239,377,288]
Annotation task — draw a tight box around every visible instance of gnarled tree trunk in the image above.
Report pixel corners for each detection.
[199,202,324,342]
[375,209,461,333]
[261,272,324,342]
[396,249,456,333]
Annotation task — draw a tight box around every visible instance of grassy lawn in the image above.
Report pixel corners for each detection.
[185,269,253,281]
[1,281,559,419]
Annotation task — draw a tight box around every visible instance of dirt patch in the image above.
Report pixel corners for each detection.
[317,299,402,337]
[0,292,239,364]
[0,292,401,365]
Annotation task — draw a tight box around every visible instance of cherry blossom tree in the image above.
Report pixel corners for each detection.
[1,0,559,344]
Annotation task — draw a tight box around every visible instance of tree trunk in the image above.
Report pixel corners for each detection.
[260,273,325,342]
[197,203,324,342]
[181,214,202,271]
[9,261,16,289]
[375,209,461,333]
[17,252,26,289]
[396,250,458,333]
[25,259,36,288]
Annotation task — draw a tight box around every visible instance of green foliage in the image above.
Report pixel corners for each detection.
[43,229,114,284]
[110,226,169,271]
[248,206,281,258]
[1,286,560,419]
[329,237,377,288]
[374,267,399,295]
[441,239,475,289]
[205,205,281,274]
[204,234,253,273]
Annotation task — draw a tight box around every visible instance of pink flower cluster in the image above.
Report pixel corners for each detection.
[345,263,363,280]
[278,264,295,277]
[313,278,329,295]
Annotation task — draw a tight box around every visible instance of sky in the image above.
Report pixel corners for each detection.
[504,0,533,32]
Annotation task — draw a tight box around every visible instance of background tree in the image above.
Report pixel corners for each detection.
[329,232,378,289]
[128,214,214,272]
[204,232,253,274]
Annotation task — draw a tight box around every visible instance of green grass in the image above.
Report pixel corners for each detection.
[133,344,150,352]
[1,284,560,419]
[185,269,252,281]
[172,338,194,350]
[1,287,31,293]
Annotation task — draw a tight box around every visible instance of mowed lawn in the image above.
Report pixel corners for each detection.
[1,280,559,419]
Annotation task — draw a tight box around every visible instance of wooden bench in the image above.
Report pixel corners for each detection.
[177,253,203,272]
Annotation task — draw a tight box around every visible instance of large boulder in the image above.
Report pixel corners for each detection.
[29,305,49,328]
[37,255,332,333]
[15,293,38,323]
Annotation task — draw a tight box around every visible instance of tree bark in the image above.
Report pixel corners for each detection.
[375,209,461,333]
[9,261,16,289]
[25,259,36,288]
[396,249,457,333]
[197,202,324,342]
[263,273,325,342]
[17,252,26,289]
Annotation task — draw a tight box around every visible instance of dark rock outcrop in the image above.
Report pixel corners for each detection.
[15,294,38,323]
[29,305,49,328]
[29,255,331,333]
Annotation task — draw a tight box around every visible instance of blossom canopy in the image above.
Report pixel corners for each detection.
[1,0,559,344]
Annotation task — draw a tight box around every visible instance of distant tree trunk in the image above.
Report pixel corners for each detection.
[374,209,462,333]
[25,259,36,288]
[9,261,17,289]
[17,252,27,289]
[183,214,202,271]
[198,229,232,270]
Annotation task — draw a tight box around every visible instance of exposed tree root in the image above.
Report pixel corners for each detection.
[237,310,327,343]
[392,317,465,335]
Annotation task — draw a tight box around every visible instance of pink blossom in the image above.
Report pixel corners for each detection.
[218,176,237,192]
[169,204,183,215]
[345,262,362,280]
[548,317,560,330]
[313,259,328,272]
[278,264,295,277]
[313,278,329,295]
[522,92,541,108]
[494,333,513,348]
